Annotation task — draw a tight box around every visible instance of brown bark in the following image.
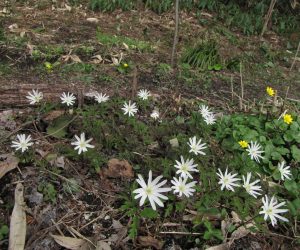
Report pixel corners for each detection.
[0,79,78,107]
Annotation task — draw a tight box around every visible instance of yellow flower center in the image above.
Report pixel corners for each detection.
[123,63,128,68]
[283,114,293,125]
[79,142,86,148]
[238,140,248,148]
[145,187,153,195]
[266,208,273,215]
[223,177,229,184]
[179,185,185,192]
[266,87,275,97]
[181,164,188,172]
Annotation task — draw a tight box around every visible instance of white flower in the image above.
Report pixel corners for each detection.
[204,113,216,125]
[259,195,289,227]
[11,134,33,153]
[150,110,159,120]
[121,101,138,117]
[171,176,197,197]
[187,136,207,156]
[60,92,76,106]
[217,168,240,191]
[278,161,292,181]
[137,89,151,100]
[71,132,95,154]
[199,104,212,118]
[26,89,43,104]
[94,93,109,103]
[246,141,264,163]
[133,170,171,210]
[242,173,262,198]
[174,156,199,179]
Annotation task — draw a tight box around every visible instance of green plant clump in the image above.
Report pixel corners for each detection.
[181,40,221,70]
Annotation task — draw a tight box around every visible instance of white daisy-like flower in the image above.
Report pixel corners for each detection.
[199,104,212,118]
[133,170,171,210]
[26,89,43,104]
[259,195,289,227]
[171,176,197,198]
[71,132,95,154]
[204,113,216,125]
[187,136,207,156]
[174,156,199,179]
[242,172,262,198]
[121,101,138,117]
[277,161,292,181]
[150,110,159,120]
[217,168,240,192]
[246,141,264,163]
[11,134,33,153]
[60,92,76,106]
[94,92,109,103]
[137,89,151,100]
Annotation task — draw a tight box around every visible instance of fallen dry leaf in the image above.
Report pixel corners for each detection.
[86,18,99,23]
[96,241,111,250]
[102,159,134,179]
[43,110,65,122]
[137,236,164,250]
[9,183,26,250]
[51,234,88,250]
[206,243,230,250]
[0,154,19,179]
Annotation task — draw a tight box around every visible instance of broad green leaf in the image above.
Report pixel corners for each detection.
[46,115,71,138]
[291,145,300,162]
[140,208,158,219]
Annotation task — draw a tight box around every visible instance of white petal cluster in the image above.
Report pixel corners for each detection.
[246,141,264,163]
[171,176,197,197]
[26,89,43,104]
[133,170,171,210]
[137,89,151,100]
[217,168,240,191]
[60,92,76,106]
[150,110,160,120]
[94,92,109,103]
[278,161,292,180]
[122,101,138,117]
[174,156,199,179]
[259,195,288,227]
[71,132,95,154]
[187,136,207,155]
[199,104,216,125]
[242,172,262,198]
[11,134,33,153]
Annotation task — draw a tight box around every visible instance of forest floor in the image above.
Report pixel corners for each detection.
[0,1,300,250]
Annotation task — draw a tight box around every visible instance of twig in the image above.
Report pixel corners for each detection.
[230,75,234,102]
[239,63,244,110]
[79,209,112,231]
[290,41,300,71]
[43,169,90,193]
[171,0,179,68]
[159,231,202,236]
[260,0,277,38]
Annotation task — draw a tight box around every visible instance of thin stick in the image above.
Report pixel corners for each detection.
[159,231,202,236]
[260,0,277,38]
[239,63,244,110]
[171,0,179,68]
[230,75,234,102]
[290,41,300,71]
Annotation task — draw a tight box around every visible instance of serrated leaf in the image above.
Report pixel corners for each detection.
[291,145,300,162]
[46,115,71,138]
[140,208,158,219]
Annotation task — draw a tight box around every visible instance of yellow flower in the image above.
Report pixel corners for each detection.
[283,114,293,125]
[238,140,249,148]
[123,63,128,68]
[44,62,53,71]
[266,87,275,97]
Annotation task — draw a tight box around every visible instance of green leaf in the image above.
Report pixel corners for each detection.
[140,208,158,219]
[291,145,300,162]
[46,115,71,138]
[284,180,299,196]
